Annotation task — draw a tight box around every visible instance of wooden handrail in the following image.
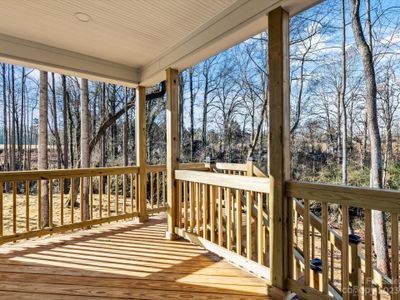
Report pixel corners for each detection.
[175,170,269,193]
[288,181,398,297]
[294,198,392,290]
[215,162,247,172]
[287,181,400,213]
[0,166,139,181]
[146,163,209,174]
[0,164,167,245]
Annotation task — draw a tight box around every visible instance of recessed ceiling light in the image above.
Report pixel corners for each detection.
[74,12,91,22]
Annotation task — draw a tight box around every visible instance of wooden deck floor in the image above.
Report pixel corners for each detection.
[0,214,271,299]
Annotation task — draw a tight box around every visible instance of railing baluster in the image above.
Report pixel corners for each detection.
[49,179,53,228]
[342,205,350,300]
[99,176,103,221]
[130,174,134,213]
[90,176,93,220]
[115,175,119,215]
[236,189,242,255]
[210,185,216,243]
[13,181,16,234]
[226,187,231,251]
[246,190,252,260]
[162,171,166,207]
[257,192,264,265]
[321,201,328,294]
[123,174,127,214]
[196,183,201,235]
[303,198,310,286]
[177,180,182,228]
[107,175,111,220]
[38,180,42,229]
[70,177,74,224]
[80,177,84,222]
[183,180,188,230]
[135,174,139,210]
[60,179,64,226]
[150,172,154,209]
[330,243,335,283]
[190,182,195,233]
[25,180,29,232]
[311,226,315,259]
[156,172,160,209]
[0,182,3,236]
[203,184,209,240]
[218,186,223,246]
[391,213,399,300]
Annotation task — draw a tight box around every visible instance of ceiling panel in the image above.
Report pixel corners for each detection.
[0,0,236,67]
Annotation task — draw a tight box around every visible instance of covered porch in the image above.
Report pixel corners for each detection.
[0,0,399,299]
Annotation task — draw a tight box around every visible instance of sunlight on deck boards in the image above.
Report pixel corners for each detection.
[0,214,271,299]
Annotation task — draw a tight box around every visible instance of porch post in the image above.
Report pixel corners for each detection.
[136,86,148,222]
[268,7,290,290]
[165,68,180,240]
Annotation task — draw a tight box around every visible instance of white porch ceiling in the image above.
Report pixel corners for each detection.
[0,0,321,87]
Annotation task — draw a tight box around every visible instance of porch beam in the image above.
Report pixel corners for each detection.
[268,7,290,290]
[136,86,148,222]
[0,33,140,87]
[165,68,180,240]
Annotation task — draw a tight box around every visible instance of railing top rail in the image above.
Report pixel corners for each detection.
[214,162,247,171]
[175,170,269,193]
[178,162,209,171]
[0,166,139,181]
[287,180,400,213]
[146,164,166,173]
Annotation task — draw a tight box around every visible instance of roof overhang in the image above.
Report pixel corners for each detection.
[0,0,321,87]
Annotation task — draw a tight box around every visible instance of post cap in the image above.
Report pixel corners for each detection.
[310,258,323,272]
[349,234,362,244]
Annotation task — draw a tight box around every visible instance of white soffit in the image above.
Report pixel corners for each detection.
[0,0,321,87]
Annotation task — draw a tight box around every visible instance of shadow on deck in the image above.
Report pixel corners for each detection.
[0,214,271,299]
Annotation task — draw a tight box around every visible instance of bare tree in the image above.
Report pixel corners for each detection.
[38,70,49,227]
[80,78,90,220]
[341,0,348,185]
[349,0,390,275]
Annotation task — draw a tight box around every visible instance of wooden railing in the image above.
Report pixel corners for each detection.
[146,165,166,212]
[174,169,271,281]
[286,181,400,300]
[212,162,266,177]
[0,165,168,245]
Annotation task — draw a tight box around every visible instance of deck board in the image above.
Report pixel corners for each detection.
[0,214,272,299]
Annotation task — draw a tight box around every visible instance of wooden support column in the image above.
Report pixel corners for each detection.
[166,68,180,240]
[136,86,148,222]
[268,7,290,290]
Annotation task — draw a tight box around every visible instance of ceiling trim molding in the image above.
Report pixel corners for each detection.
[0,33,140,87]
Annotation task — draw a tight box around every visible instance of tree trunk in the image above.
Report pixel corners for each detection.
[111,85,118,159]
[51,73,62,169]
[349,0,390,275]
[189,67,195,161]
[38,71,49,227]
[62,75,69,169]
[2,64,8,172]
[10,66,16,171]
[20,67,25,168]
[80,78,90,220]
[123,88,129,166]
[341,0,348,185]
[202,74,208,155]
